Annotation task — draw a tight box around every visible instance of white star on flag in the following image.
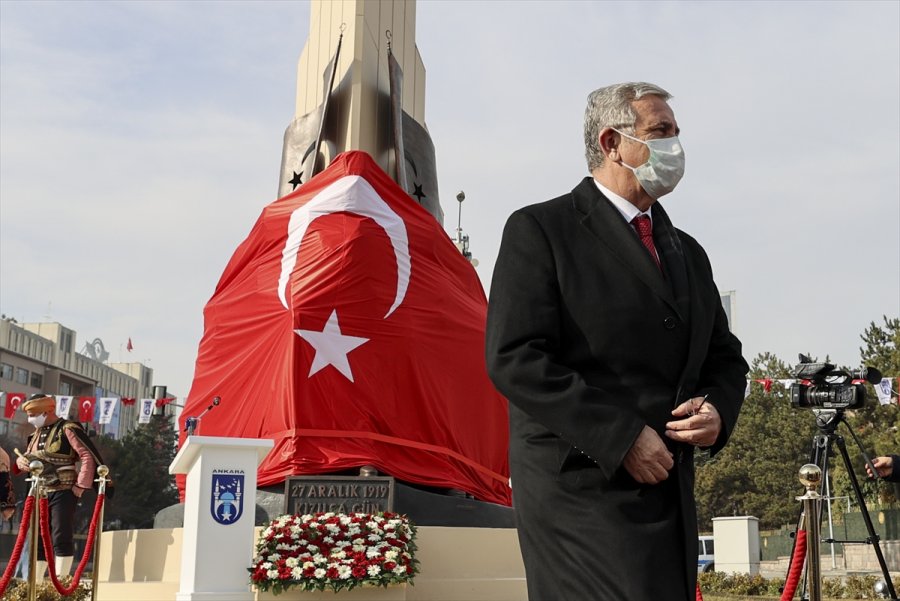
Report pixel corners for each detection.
[295,310,369,382]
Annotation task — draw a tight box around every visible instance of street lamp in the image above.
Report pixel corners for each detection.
[453,191,478,266]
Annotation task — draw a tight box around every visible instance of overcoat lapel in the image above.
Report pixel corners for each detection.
[571,178,682,319]
[654,201,717,400]
[652,202,691,325]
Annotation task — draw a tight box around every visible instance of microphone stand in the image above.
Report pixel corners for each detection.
[184,397,220,437]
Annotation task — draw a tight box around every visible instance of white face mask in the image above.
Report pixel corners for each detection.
[27,414,47,428]
[613,128,685,199]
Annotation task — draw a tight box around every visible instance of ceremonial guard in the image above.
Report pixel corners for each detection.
[0,447,15,520]
[14,393,104,579]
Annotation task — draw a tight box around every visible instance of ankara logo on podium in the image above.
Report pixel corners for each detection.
[211,472,245,525]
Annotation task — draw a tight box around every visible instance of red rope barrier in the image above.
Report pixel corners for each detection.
[696,581,704,601]
[0,495,35,598]
[780,528,807,601]
[39,492,105,596]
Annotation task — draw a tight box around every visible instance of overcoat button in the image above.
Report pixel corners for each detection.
[664,317,676,330]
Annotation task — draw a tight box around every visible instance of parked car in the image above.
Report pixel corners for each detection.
[698,535,715,573]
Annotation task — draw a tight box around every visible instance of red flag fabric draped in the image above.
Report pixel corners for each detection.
[3,393,25,419]
[78,396,96,422]
[179,151,511,506]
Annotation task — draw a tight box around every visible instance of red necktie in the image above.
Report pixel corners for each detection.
[631,215,662,271]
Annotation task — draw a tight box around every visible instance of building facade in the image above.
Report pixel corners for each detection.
[0,317,154,439]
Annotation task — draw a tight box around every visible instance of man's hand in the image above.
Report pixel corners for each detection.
[72,486,85,498]
[1,507,14,520]
[866,456,894,479]
[623,425,674,484]
[15,456,31,472]
[665,397,722,448]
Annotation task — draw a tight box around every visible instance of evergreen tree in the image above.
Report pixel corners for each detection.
[694,317,899,533]
[829,316,900,507]
[695,353,817,530]
[102,415,179,529]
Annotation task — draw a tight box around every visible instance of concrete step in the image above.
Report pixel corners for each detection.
[93,526,527,601]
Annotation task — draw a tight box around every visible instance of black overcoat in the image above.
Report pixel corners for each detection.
[485,177,749,600]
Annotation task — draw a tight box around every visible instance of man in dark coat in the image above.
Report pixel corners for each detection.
[485,81,749,600]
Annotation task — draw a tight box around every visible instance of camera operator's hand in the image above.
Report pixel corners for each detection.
[866,456,894,479]
[623,426,674,484]
[665,396,722,448]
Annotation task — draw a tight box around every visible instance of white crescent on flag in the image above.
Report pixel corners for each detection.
[277,175,410,318]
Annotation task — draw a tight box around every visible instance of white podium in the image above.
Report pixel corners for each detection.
[169,436,274,601]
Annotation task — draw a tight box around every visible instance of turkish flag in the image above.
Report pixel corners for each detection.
[179,151,510,505]
[78,396,96,422]
[3,392,25,418]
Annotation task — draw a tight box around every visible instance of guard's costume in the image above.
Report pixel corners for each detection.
[0,447,14,518]
[17,394,104,578]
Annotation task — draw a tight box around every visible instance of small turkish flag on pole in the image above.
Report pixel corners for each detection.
[78,396,96,422]
[3,392,25,419]
[126,337,133,352]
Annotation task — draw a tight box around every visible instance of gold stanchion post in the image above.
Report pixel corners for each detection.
[797,464,823,601]
[26,460,45,601]
[90,465,110,601]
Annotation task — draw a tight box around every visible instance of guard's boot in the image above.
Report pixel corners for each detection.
[35,560,48,581]
[56,555,74,577]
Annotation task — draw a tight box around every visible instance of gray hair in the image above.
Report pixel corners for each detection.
[583,82,671,171]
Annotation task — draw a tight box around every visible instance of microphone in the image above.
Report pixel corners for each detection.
[858,366,883,385]
[184,396,222,435]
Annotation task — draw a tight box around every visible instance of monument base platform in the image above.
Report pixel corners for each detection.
[156,481,516,529]
[96,526,526,601]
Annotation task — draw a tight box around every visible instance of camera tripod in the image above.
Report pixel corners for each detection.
[787,409,897,600]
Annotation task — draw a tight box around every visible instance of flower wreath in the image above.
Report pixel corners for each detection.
[249,511,419,595]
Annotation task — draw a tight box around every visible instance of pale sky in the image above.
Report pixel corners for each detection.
[1,1,898,400]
